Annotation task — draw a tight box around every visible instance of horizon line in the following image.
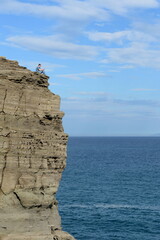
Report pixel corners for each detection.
[68,135,160,137]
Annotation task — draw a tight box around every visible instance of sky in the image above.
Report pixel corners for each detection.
[1,0,160,136]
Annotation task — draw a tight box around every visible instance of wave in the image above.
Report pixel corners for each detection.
[60,203,160,211]
[94,204,160,211]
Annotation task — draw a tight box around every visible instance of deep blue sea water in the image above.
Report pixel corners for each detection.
[57,137,160,240]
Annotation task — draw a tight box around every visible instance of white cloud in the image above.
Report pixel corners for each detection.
[49,82,61,86]
[119,65,134,69]
[0,0,159,21]
[133,21,160,38]
[102,43,160,68]
[132,88,160,91]
[56,72,108,80]
[7,35,98,60]
[86,20,160,69]
[61,94,160,119]
[0,0,109,21]
[77,91,108,96]
[87,30,156,43]
[91,0,159,15]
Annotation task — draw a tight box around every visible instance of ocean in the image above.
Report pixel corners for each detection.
[57,137,160,240]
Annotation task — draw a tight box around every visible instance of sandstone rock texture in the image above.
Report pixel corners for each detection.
[0,57,75,240]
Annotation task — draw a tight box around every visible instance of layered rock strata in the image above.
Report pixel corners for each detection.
[0,57,75,240]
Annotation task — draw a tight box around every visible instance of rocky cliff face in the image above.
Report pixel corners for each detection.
[0,57,75,240]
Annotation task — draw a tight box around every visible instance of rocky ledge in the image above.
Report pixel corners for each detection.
[0,57,75,240]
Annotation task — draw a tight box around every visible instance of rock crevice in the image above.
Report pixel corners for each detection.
[0,57,75,240]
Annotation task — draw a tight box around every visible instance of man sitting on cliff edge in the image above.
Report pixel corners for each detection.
[36,64,45,74]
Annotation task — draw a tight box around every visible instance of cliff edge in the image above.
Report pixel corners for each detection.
[0,57,75,240]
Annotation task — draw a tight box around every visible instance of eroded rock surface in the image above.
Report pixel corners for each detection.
[0,57,75,240]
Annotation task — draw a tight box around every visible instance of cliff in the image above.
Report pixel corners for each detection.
[0,57,75,240]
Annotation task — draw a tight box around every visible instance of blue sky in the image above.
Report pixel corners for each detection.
[1,0,160,136]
